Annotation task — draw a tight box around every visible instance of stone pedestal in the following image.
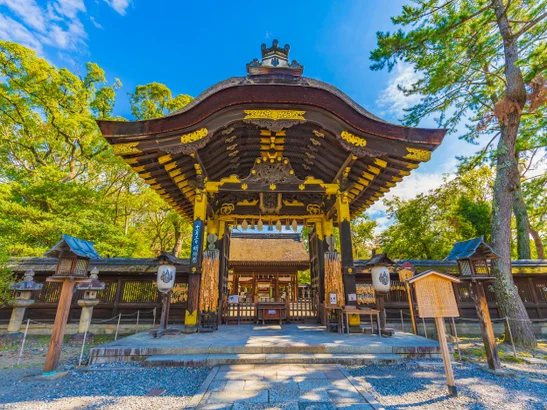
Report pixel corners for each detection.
[69,299,99,344]
[7,297,34,333]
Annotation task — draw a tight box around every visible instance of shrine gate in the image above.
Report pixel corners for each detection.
[98,40,446,330]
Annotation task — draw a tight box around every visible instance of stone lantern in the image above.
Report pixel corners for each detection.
[6,269,43,340]
[42,234,99,376]
[365,253,395,336]
[445,236,501,371]
[69,267,105,343]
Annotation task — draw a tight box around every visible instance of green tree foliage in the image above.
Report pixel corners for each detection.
[0,41,193,257]
[351,215,377,259]
[129,82,192,120]
[380,167,493,259]
[371,0,546,347]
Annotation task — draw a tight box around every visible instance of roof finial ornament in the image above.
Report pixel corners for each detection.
[247,39,304,76]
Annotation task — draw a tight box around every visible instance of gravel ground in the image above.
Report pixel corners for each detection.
[0,363,210,410]
[347,360,547,410]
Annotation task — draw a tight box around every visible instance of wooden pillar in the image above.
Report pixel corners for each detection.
[185,190,207,329]
[336,194,357,306]
[313,221,326,304]
[471,280,501,370]
[435,317,457,396]
[43,278,77,374]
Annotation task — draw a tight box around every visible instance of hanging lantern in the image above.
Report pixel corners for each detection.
[292,219,298,232]
[276,220,282,231]
[241,219,249,231]
[251,219,255,229]
[285,219,290,230]
[371,265,391,293]
[257,219,264,231]
[157,264,176,293]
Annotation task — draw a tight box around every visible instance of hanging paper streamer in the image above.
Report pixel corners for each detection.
[257,219,264,231]
[292,219,298,232]
[199,249,220,312]
[276,220,282,231]
[242,219,249,231]
[324,251,344,307]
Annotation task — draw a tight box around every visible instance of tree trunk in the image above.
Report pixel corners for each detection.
[513,181,531,259]
[530,226,545,259]
[172,221,183,257]
[490,0,536,348]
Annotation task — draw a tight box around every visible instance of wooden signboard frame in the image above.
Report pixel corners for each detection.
[408,270,460,397]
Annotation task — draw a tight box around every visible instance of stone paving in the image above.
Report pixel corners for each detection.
[192,364,375,410]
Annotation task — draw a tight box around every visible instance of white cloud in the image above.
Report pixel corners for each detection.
[377,63,423,118]
[89,16,102,29]
[0,0,45,32]
[0,0,129,55]
[52,0,86,20]
[104,0,131,15]
[0,15,43,53]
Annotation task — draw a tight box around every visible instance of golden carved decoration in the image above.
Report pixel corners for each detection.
[404,147,432,162]
[241,183,248,191]
[164,162,177,171]
[283,199,305,207]
[237,199,259,206]
[243,109,306,121]
[169,168,182,178]
[340,131,367,148]
[194,163,202,175]
[180,128,208,144]
[124,157,139,165]
[112,142,141,156]
[374,158,387,168]
[313,130,325,138]
[367,165,381,175]
[307,204,322,215]
[299,184,305,191]
[158,154,172,164]
[269,184,277,190]
[220,203,235,215]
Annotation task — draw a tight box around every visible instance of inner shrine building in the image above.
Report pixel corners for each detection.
[98,40,446,329]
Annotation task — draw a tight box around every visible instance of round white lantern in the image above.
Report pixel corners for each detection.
[157,264,176,293]
[371,265,391,293]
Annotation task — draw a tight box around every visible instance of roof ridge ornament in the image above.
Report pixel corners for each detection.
[247,39,304,76]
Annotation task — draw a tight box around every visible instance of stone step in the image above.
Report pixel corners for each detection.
[142,353,404,367]
[90,344,445,364]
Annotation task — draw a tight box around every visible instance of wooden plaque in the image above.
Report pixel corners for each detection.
[413,275,459,318]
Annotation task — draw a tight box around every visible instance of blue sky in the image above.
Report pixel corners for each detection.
[0,0,482,231]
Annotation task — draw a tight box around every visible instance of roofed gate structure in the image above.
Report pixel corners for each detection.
[98,41,446,330]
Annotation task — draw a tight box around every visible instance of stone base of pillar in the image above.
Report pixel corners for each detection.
[149,327,182,338]
[381,328,395,337]
[0,332,24,343]
[181,325,198,334]
[67,332,94,345]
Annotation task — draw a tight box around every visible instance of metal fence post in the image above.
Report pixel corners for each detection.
[505,317,517,359]
[78,330,88,367]
[135,310,140,334]
[114,313,122,341]
[451,317,461,361]
[16,319,30,367]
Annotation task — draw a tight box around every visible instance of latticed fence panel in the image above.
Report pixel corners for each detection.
[121,281,157,303]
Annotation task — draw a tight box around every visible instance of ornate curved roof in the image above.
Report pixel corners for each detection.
[97,41,447,223]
